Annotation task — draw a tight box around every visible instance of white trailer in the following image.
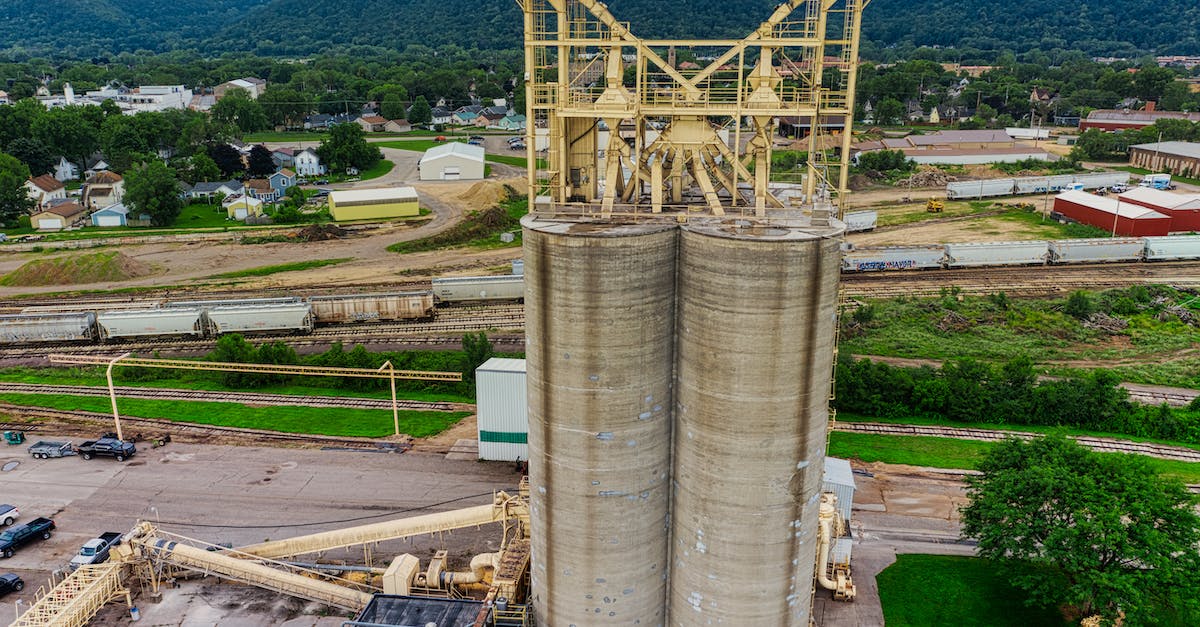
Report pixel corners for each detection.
[1143,235,1200,261]
[205,303,314,335]
[0,313,95,344]
[946,179,1014,200]
[843,210,878,233]
[841,245,946,272]
[945,241,1050,267]
[1049,238,1145,264]
[432,276,526,303]
[98,308,204,340]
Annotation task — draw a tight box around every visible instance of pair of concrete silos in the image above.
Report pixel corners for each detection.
[522,213,845,626]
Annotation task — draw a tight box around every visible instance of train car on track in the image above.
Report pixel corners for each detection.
[1049,238,1145,264]
[308,292,435,324]
[205,303,314,335]
[432,276,525,304]
[97,308,205,341]
[841,245,946,272]
[1143,234,1200,261]
[0,313,96,344]
[843,210,878,233]
[944,241,1050,267]
[165,297,303,309]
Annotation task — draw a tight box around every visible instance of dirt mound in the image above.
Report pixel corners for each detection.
[457,181,511,212]
[894,170,957,188]
[0,251,152,286]
[295,224,346,241]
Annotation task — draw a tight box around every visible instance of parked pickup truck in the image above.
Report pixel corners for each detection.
[0,517,55,558]
[69,532,122,570]
[28,441,75,459]
[77,437,135,461]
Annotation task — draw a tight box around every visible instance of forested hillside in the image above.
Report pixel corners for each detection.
[0,0,270,57]
[1,0,1198,59]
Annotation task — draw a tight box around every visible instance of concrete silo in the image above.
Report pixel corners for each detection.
[522,216,678,626]
[668,218,845,626]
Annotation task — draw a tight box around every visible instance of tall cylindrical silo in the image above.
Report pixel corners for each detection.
[668,218,845,626]
[523,215,677,626]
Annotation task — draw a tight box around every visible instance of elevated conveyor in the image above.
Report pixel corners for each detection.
[9,562,129,627]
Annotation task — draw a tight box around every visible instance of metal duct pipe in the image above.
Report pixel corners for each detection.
[441,552,503,586]
[816,496,839,592]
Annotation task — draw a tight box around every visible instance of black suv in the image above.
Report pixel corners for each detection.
[0,573,23,596]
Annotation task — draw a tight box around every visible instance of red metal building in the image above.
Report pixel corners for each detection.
[1053,190,1173,237]
[1118,187,1200,232]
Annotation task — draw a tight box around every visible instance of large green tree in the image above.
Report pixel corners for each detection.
[124,161,183,226]
[211,87,269,134]
[31,106,101,170]
[258,87,311,129]
[407,95,432,126]
[315,123,381,173]
[961,436,1200,625]
[0,153,34,227]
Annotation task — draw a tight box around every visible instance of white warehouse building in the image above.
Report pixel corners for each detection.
[419,142,486,181]
[474,358,528,461]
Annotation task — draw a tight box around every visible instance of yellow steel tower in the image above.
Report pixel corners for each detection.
[518,0,870,219]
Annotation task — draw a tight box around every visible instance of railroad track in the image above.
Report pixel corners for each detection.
[0,404,406,451]
[835,421,1200,463]
[0,383,475,412]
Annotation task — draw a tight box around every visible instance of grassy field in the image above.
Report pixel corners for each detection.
[0,392,469,438]
[841,288,1200,387]
[358,159,393,181]
[878,555,1067,627]
[0,250,151,286]
[210,257,353,279]
[828,431,1200,484]
[0,365,475,404]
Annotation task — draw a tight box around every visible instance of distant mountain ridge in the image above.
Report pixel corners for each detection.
[2,0,1198,59]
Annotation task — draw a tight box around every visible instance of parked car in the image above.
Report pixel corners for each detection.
[0,505,17,527]
[0,573,23,597]
[78,436,136,461]
[69,532,122,570]
[0,517,55,558]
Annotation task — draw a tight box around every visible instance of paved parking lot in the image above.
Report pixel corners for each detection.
[0,439,522,622]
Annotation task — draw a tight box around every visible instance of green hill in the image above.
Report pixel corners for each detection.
[1,0,1198,59]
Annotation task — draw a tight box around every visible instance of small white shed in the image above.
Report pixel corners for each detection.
[419,142,486,181]
[474,357,527,461]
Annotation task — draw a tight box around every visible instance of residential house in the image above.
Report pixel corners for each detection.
[91,203,130,227]
[304,113,334,130]
[430,107,453,126]
[244,178,280,203]
[24,175,66,207]
[223,195,265,220]
[491,114,527,131]
[384,119,412,133]
[81,171,124,210]
[53,157,79,182]
[0,91,9,105]
[215,77,267,100]
[31,201,87,231]
[187,180,244,202]
[82,158,110,179]
[452,111,479,126]
[268,169,296,197]
[271,148,296,169]
[357,115,389,133]
[294,148,326,177]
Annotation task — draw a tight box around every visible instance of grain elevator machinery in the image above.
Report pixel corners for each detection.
[519,0,870,218]
[518,1,867,625]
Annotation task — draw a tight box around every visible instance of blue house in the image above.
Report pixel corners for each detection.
[269,168,296,197]
[91,203,129,227]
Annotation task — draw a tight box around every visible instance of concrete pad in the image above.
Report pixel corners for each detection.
[445,438,478,460]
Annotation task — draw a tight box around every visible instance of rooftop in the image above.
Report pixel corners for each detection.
[421,142,486,162]
[477,357,527,374]
[354,595,487,627]
[28,174,64,192]
[1118,186,1200,209]
[329,186,419,204]
[1056,190,1171,219]
[1129,141,1200,160]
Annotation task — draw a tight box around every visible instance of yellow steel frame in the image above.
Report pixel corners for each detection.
[9,562,130,627]
[519,0,870,218]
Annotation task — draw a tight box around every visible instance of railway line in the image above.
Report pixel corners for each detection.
[0,403,406,451]
[834,420,1200,463]
[0,383,474,412]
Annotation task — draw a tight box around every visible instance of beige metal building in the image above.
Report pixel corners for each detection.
[329,187,420,221]
[419,143,486,181]
[474,358,528,462]
[1129,141,1200,178]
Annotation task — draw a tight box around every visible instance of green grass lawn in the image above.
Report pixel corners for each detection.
[209,257,353,279]
[0,392,469,438]
[828,431,1200,484]
[358,159,393,181]
[878,555,1067,627]
[242,131,330,142]
[173,202,235,228]
[0,367,475,404]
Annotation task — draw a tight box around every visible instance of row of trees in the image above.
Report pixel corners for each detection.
[835,354,1200,443]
